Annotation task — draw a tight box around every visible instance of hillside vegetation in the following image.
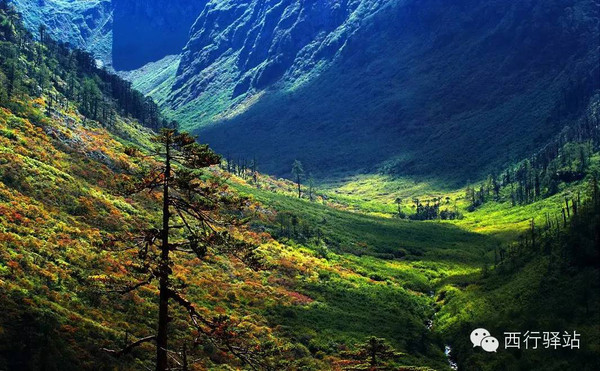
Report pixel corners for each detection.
[1,2,599,371]
[0,5,489,370]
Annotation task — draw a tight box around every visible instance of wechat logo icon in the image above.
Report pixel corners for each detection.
[471,328,499,352]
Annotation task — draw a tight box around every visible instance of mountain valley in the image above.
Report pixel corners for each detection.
[2,1,600,370]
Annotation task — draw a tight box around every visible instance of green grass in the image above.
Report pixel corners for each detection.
[234,179,497,264]
[123,54,180,102]
[226,175,501,369]
[435,255,600,370]
[319,173,461,215]
[312,167,595,244]
[225,163,599,370]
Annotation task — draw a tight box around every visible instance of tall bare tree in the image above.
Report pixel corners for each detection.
[104,129,264,370]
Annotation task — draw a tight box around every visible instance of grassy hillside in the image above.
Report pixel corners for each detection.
[0,6,488,370]
[0,93,483,371]
[232,177,494,263]
[436,189,600,371]
[219,97,600,369]
[121,54,180,101]
[223,161,600,370]
[3,3,599,370]
[3,91,596,369]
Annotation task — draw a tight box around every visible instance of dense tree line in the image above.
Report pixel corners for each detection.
[275,211,324,246]
[395,97,599,220]
[0,1,163,130]
[466,96,600,210]
[494,176,599,270]
[222,154,259,183]
[406,197,462,221]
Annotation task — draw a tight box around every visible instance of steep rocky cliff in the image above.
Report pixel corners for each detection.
[175,0,384,100]
[13,0,113,66]
[13,0,206,70]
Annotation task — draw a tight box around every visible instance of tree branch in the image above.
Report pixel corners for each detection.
[102,335,156,357]
[168,290,265,370]
[167,289,213,329]
[109,275,154,294]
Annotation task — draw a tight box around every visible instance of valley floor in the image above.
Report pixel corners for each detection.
[228,166,600,370]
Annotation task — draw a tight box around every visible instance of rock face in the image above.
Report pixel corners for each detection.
[176,0,378,98]
[14,0,206,70]
[13,0,113,65]
[112,0,207,70]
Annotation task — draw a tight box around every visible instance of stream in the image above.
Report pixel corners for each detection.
[427,291,458,370]
[444,345,458,370]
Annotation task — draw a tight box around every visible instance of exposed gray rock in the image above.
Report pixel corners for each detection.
[13,0,113,66]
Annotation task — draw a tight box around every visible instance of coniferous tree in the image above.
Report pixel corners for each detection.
[395,197,404,218]
[343,337,403,369]
[105,129,264,371]
[307,174,315,201]
[291,160,304,198]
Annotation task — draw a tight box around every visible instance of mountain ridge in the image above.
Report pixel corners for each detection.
[13,0,600,184]
[141,0,600,181]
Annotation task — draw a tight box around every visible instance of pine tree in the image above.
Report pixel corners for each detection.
[343,337,403,369]
[291,160,304,198]
[105,129,264,370]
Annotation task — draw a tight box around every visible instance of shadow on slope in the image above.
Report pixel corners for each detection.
[195,0,598,184]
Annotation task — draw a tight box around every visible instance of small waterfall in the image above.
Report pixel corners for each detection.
[444,345,458,370]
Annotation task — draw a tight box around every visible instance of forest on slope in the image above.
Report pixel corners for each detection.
[1,1,600,371]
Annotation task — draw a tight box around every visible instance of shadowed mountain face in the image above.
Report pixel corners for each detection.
[112,0,207,70]
[168,0,598,180]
